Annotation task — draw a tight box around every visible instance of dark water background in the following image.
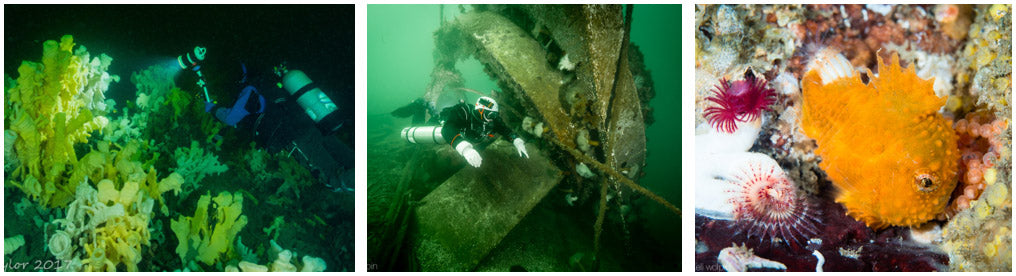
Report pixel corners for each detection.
[5,4,353,119]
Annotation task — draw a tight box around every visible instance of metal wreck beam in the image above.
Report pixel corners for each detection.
[411,144,562,271]
[455,11,576,149]
[604,47,646,178]
[522,4,626,128]
[407,6,658,271]
[524,4,645,177]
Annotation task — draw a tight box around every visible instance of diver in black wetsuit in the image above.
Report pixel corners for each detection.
[438,97,529,167]
[179,46,353,192]
[247,65,354,192]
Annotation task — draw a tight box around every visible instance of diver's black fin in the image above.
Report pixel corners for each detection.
[392,99,425,118]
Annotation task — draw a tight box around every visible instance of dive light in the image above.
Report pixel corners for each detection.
[178,46,213,107]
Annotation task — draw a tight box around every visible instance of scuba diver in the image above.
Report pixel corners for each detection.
[177,46,354,192]
[398,96,529,168]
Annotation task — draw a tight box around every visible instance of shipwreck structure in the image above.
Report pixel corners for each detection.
[369,5,676,271]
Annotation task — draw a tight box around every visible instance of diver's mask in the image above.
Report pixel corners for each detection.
[475,96,500,122]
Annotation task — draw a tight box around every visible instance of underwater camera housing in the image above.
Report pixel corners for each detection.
[281,70,343,135]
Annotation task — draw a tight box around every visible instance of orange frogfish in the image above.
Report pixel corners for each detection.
[800,49,959,230]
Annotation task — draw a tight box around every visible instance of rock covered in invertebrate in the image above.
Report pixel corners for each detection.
[800,48,959,229]
[941,180,1012,272]
[941,115,1012,272]
[943,113,1008,217]
[695,47,953,271]
[695,196,950,271]
[954,4,1012,122]
[694,4,801,129]
[934,4,974,41]
[938,6,1012,271]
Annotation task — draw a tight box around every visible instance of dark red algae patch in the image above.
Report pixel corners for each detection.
[695,194,949,272]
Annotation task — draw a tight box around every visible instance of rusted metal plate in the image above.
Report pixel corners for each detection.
[455,11,576,149]
[605,50,646,176]
[411,143,562,271]
[523,5,624,128]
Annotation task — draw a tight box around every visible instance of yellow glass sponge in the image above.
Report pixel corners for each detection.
[172,191,248,266]
[6,35,117,208]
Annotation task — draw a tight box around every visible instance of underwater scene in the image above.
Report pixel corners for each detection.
[694,4,1012,272]
[4,5,354,272]
[367,4,680,272]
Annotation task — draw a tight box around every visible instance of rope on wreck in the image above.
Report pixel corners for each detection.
[550,135,681,217]
[589,5,679,261]
[593,177,610,256]
[588,4,679,216]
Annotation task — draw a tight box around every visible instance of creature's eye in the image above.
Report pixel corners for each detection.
[915,174,937,193]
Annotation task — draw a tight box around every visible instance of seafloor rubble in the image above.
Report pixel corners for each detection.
[695,4,1011,272]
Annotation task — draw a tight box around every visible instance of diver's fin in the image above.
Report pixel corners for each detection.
[391,99,425,118]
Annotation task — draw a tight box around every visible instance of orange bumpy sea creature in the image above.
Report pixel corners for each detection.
[800,49,959,230]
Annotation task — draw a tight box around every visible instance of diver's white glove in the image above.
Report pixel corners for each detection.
[456,141,483,167]
[513,138,529,158]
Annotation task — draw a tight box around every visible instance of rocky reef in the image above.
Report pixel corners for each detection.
[5,34,352,272]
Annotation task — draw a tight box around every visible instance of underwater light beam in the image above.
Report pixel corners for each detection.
[156,57,184,79]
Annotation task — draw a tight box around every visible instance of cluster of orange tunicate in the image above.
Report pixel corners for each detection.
[943,113,1008,218]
